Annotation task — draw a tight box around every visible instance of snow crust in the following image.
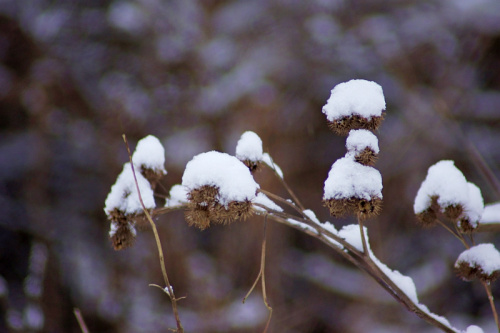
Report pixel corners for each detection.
[165,184,188,207]
[414,161,483,226]
[262,152,283,179]
[132,135,167,174]
[323,156,383,200]
[346,129,380,154]
[182,151,259,206]
[235,131,263,162]
[480,202,500,224]
[252,192,283,212]
[104,162,155,215]
[322,79,386,121]
[455,243,500,275]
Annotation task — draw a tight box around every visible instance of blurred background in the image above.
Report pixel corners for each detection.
[1,0,500,332]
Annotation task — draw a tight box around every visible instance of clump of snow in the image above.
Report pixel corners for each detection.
[235,131,263,162]
[132,135,167,174]
[303,209,320,224]
[323,156,383,200]
[262,152,283,179]
[462,182,484,228]
[322,79,386,121]
[480,202,500,224]
[165,185,188,207]
[105,162,155,215]
[455,243,500,276]
[287,218,318,235]
[338,224,365,252]
[463,325,484,333]
[346,129,379,154]
[182,151,259,206]
[414,160,484,225]
[252,192,283,212]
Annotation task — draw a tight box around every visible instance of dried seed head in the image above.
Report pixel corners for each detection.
[354,147,378,166]
[444,204,464,220]
[140,166,165,190]
[455,261,500,282]
[185,206,211,230]
[323,198,356,218]
[210,200,254,224]
[109,222,137,250]
[458,217,479,234]
[187,185,219,206]
[356,197,383,220]
[455,244,500,282]
[415,208,438,227]
[327,114,384,136]
[242,159,262,173]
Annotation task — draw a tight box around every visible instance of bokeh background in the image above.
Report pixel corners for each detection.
[1,0,500,332]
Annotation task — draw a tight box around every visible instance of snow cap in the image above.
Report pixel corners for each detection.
[455,243,500,282]
[322,79,386,135]
[132,135,167,174]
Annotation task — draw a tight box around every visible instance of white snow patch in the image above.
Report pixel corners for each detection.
[480,202,500,224]
[303,209,320,224]
[463,325,484,333]
[105,162,155,215]
[323,156,383,200]
[414,161,484,227]
[165,185,188,207]
[287,218,318,234]
[252,192,283,212]
[132,135,167,174]
[322,79,386,121]
[235,131,263,162]
[182,151,259,206]
[109,222,119,237]
[346,129,380,154]
[455,243,500,275]
[262,152,283,179]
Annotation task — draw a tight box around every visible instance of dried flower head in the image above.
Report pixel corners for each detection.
[322,80,386,136]
[109,221,137,250]
[327,114,384,136]
[455,244,500,282]
[236,131,264,173]
[323,198,357,218]
[353,147,378,166]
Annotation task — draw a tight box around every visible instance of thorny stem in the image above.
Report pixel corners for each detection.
[482,281,500,333]
[123,135,184,333]
[243,216,272,333]
[74,308,90,333]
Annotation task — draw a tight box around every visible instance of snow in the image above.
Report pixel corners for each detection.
[414,160,469,213]
[165,184,188,207]
[303,209,320,224]
[322,79,386,121]
[463,325,484,333]
[104,162,156,215]
[235,131,263,162]
[182,151,259,206]
[480,202,500,224]
[338,224,365,252]
[287,218,318,235]
[109,222,119,237]
[262,152,283,179]
[323,156,383,200]
[462,182,484,227]
[132,135,167,174]
[346,129,380,154]
[455,243,500,275]
[252,192,283,212]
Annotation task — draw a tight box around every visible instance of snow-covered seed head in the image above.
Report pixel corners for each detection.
[109,221,137,250]
[455,244,500,282]
[323,197,382,219]
[132,135,167,189]
[346,130,380,166]
[444,204,464,220]
[235,131,264,173]
[322,80,386,136]
[323,198,356,218]
[182,151,259,229]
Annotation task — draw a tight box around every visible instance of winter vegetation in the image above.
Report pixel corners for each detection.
[103,79,500,333]
[2,1,500,332]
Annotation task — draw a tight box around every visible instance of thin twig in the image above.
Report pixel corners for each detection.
[123,134,184,333]
[358,216,369,256]
[482,281,500,333]
[264,159,306,211]
[74,308,90,333]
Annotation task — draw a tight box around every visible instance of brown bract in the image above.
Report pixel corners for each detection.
[354,147,378,166]
[327,113,385,136]
[323,197,382,220]
[455,261,500,282]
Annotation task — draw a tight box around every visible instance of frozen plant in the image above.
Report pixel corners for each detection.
[103,79,499,333]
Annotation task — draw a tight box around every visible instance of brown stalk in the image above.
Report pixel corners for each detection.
[74,308,90,333]
[123,134,184,333]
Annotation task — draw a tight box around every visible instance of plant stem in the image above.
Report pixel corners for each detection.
[74,308,90,333]
[482,281,500,333]
[123,135,184,333]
